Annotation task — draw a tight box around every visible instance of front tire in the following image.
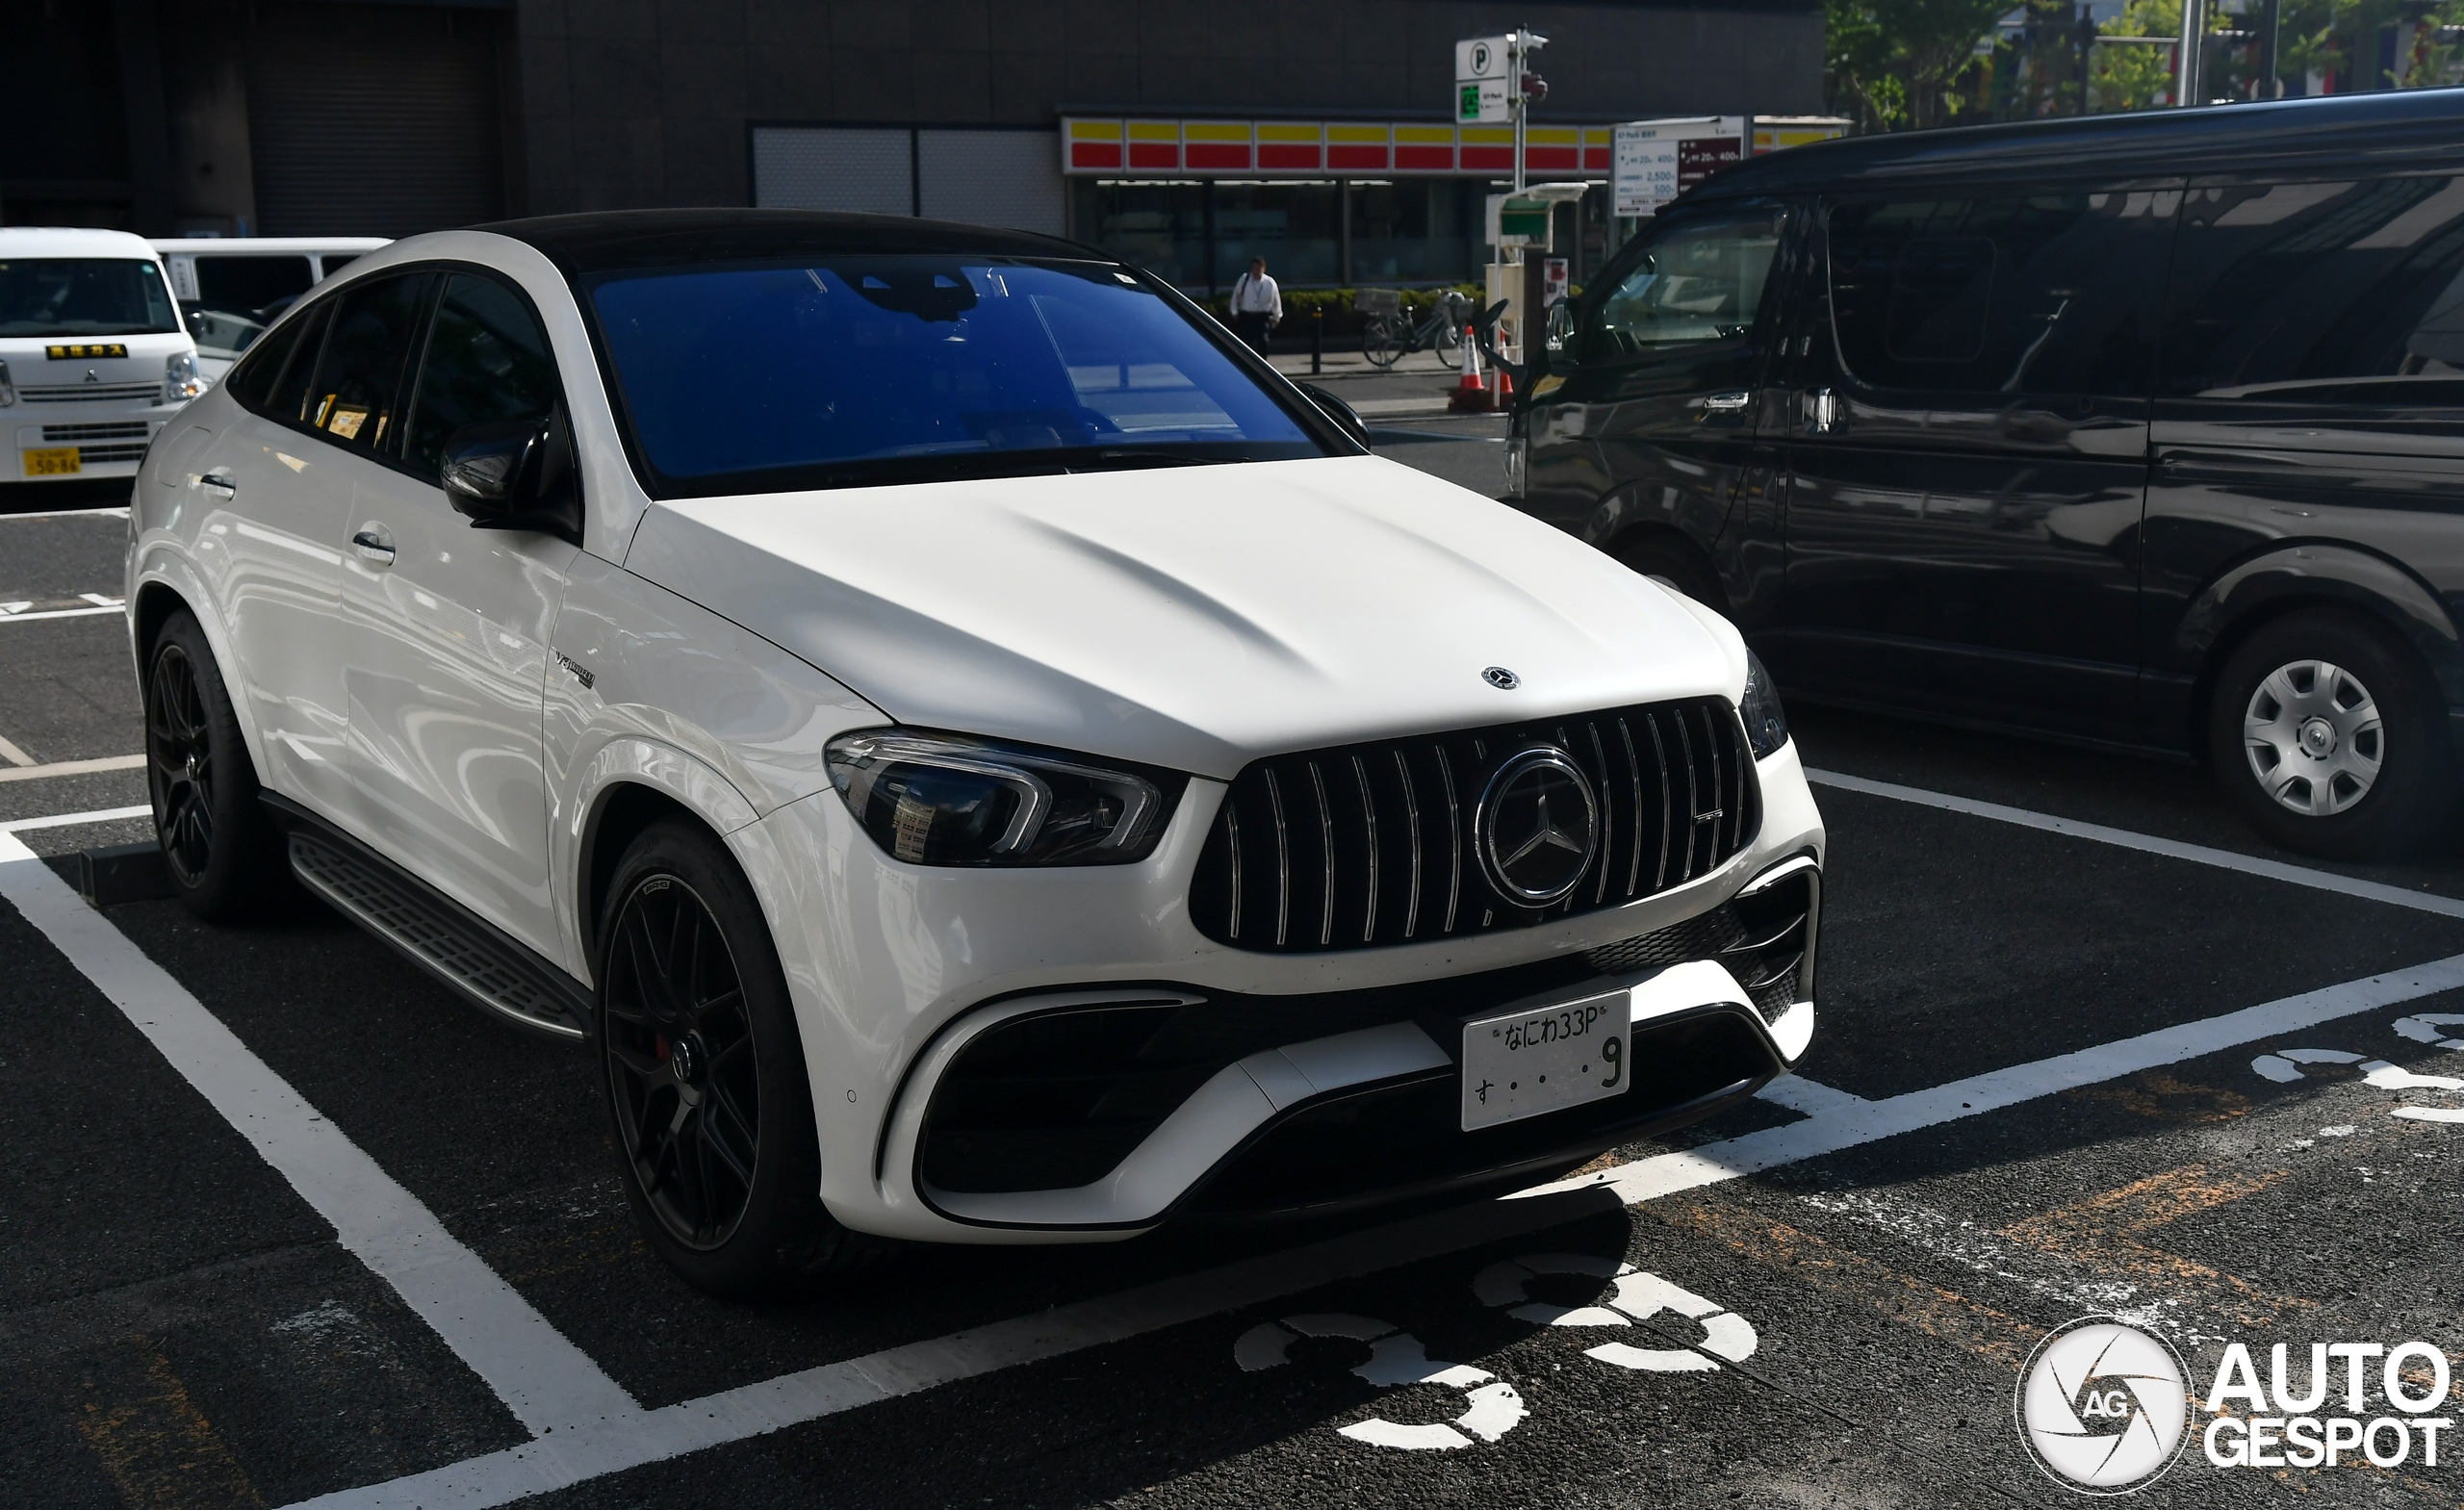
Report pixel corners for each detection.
[144,610,288,920]
[2207,609,2455,859]
[596,820,875,1297]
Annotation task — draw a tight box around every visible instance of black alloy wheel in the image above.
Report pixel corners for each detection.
[147,636,217,884]
[143,610,286,920]
[603,872,764,1251]
[595,819,877,1297]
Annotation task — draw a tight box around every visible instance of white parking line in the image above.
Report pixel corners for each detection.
[0,732,34,767]
[0,604,120,624]
[0,832,641,1438]
[8,782,2460,1506]
[0,754,145,783]
[0,504,129,521]
[1525,952,2464,1207]
[0,804,151,832]
[1806,768,2464,921]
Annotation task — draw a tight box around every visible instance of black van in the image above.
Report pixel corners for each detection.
[1511,90,2464,860]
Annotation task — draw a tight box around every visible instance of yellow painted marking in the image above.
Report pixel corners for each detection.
[71,1337,263,1509]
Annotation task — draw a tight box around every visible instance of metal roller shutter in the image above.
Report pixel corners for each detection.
[246,3,503,237]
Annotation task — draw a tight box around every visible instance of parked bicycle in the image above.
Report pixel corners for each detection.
[1360,289,1473,371]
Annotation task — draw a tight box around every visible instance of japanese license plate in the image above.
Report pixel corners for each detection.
[22,447,80,476]
[1461,985,1629,1131]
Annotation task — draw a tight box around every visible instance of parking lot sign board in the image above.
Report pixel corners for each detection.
[1456,36,1513,123]
[1612,115,1745,217]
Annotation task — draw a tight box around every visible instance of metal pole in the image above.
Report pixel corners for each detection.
[2258,0,2282,95]
[2174,0,2204,104]
[1511,30,1527,196]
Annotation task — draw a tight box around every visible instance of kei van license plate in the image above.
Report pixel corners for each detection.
[22,447,80,476]
[1461,985,1629,1131]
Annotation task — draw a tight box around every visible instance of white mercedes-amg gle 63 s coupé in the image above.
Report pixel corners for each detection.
[126,211,1825,1296]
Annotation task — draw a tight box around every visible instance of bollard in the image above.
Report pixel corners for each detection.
[1311,309,1322,375]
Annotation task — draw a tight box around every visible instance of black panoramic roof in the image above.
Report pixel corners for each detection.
[1696,88,2464,200]
[471,208,1097,277]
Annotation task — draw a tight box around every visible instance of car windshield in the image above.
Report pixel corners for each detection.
[584,256,1329,496]
[0,258,181,337]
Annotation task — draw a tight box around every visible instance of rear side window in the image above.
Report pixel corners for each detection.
[1591,204,1785,354]
[302,273,435,453]
[2163,176,2464,428]
[402,273,559,481]
[1827,191,2170,398]
[221,305,310,414]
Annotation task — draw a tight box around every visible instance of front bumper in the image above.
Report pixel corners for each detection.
[872,856,1816,1238]
[747,734,1825,1244]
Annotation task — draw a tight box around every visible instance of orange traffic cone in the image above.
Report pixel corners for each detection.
[1448,324,1488,413]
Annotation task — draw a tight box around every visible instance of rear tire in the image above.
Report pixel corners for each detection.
[2207,609,2455,860]
[143,610,288,920]
[1363,314,1404,370]
[596,819,880,1298]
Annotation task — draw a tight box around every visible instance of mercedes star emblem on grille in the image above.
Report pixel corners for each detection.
[1476,747,1600,905]
[1482,666,1519,689]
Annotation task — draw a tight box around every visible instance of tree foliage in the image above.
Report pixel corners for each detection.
[1827,0,2014,128]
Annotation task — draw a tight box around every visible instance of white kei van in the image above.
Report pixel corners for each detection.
[2,228,201,492]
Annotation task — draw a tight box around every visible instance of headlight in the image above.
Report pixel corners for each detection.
[164,350,201,403]
[1741,649,1788,760]
[824,729,1180,866]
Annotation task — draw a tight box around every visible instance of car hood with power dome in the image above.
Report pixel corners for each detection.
[620,453,1742,781]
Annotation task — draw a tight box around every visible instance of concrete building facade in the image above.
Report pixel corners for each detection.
[8,0,1822,288]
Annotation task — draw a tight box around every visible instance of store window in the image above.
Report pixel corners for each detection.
[1071,181,1209,289]
[1348,181,1480,285]
[1211,182,1340,287]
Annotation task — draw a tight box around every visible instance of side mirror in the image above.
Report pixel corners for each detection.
[441,411,581,544]
[1296,381,1370,448]
[1543,298,1579,369]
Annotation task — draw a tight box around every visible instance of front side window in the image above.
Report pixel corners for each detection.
[1826,191,2169,398]
[2164,176,2464,430]
[583,256,1328,497]
[0,259,181,337]
[302,273,436,453]
[403,273,559,481]
[1590,205,1785,356]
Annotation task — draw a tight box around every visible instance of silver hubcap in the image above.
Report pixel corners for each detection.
[2245,658,2382,817]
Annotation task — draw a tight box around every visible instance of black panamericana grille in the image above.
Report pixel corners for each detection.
[1190,697,1760,954]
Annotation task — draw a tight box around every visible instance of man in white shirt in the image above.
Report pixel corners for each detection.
[1228,256,1281,355]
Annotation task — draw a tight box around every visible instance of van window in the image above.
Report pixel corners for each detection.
[301,273,435,453]
[1591,205,1785,355]
[1827,192,2169,397]
[0,259,181,337]
[193,254,315,318]
[2163,177,2464,426]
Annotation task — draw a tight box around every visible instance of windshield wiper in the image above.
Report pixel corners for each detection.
[1065,448,1245,473]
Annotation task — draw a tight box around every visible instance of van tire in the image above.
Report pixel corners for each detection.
[2207,609,2455,860]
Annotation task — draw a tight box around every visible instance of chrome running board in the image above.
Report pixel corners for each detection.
[269,799,590,1040]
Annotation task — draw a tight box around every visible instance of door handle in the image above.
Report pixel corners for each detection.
[199,468,236,499]
[351,526,396,566]
[1697,391,1751,411]
[1802,388,1839,434]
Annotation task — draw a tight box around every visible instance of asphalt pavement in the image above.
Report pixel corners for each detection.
[7,446,2464,1508]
